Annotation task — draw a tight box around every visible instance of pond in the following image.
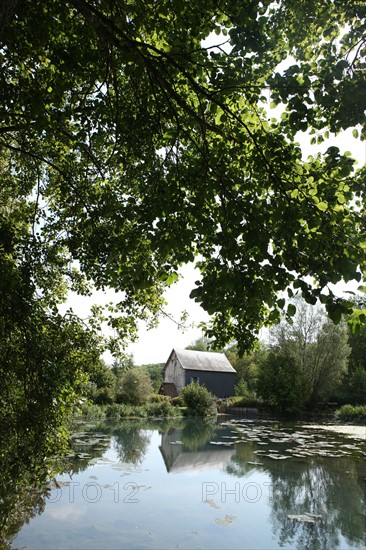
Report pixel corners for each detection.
[10,417,366,549]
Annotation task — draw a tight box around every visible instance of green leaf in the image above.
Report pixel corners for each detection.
[166,272,179,286]
[189,288,201,300]
[316,201,328,211]
[327,306,342,324]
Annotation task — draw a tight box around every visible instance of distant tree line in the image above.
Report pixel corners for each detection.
[188,299,366,414]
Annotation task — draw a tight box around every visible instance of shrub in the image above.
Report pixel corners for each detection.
[105,403,144,418]
[181,383,215,417]
[105,403,123,418]
[93,386,115,405]
[80,403,106,419]
[146,401,177,417]
[148,394,171,403]
[234,380,250,397]
[335,404,366,422]
[105,401,178,418]
[131,406,148,418]
[224,395,262,408]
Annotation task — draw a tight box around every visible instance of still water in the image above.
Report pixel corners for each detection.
[12,417,366,549]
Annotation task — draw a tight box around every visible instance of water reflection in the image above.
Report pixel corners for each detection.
[69,419,174,470]
[113,425,151,464]
[159,418,365,548]
[160,418,232,473]
[0,424,60,548]
[7,417,366,550]
[224,421,366,549]
[268,458,366,549]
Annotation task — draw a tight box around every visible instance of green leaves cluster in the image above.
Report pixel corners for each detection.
[0,2,365,360]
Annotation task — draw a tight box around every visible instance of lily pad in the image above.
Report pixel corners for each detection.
[205,499,220,509]
[215,514,237,526]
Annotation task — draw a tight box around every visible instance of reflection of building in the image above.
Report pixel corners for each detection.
[163,348,236,397]
[160,427,234,473]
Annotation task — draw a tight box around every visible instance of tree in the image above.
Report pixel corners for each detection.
[258,300,350,410]
[142,363,164,392]
[257,351,305,413]
[225,342,263,395]
[116,367,153,405]
[0,1,365,357]
[347,312,366,374]
[305,318,350,407]
[185,337,212,352]
[336,311,366,404]
[111,354,135,377]
[87,358,116,404]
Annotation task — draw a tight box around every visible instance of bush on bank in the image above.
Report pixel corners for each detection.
[181,383,216,417]
[335,404,366,423]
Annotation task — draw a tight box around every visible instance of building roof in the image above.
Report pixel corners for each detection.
[167,348,236,373]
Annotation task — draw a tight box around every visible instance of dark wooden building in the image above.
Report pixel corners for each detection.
[163,348,236,397]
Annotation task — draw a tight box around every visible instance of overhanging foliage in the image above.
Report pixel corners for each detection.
[0,1,365,353]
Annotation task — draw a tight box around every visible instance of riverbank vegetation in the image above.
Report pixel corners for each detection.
[80,373,216,420]
[78,297,366,420]
[335,405,366,423]
[181,383,216,417]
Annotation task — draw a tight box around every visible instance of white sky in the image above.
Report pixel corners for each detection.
[127,263,209,364]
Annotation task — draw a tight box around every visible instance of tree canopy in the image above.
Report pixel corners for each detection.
[1,1,366,353]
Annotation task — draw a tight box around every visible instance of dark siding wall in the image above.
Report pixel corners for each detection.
[184,370,235,397]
